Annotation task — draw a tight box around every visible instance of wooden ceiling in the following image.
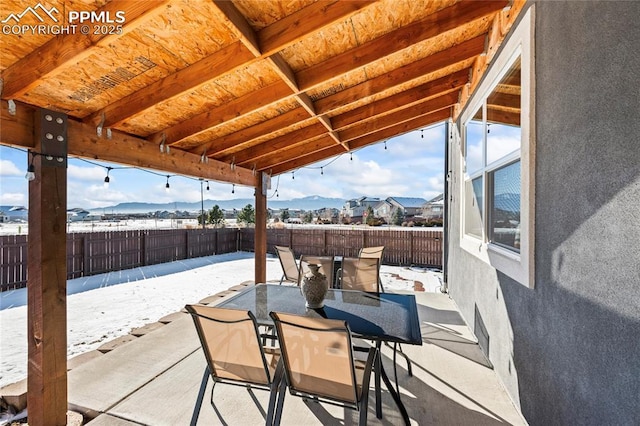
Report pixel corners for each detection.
[0,0,524,187]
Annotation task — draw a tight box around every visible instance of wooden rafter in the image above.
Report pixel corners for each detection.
[84,0,372,128]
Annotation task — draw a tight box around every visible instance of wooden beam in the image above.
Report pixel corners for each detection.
[259,1,373,54]
[1,101,258,186]
[160,81,292,146]
[1,0,169,99]
[252,135,337,171]
[204,107,311,157]
[230,123,327,165]
[315,35,485,114]
[27,109,68,424]
[255,173,267,284]
[338,92,458,141]
[331,69,469,130]
[296,0,509,91]
[211,0,261,56]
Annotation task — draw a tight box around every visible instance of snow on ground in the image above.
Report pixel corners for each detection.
[0,251,442,388]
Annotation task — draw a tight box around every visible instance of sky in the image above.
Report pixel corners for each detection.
[0,123,446,210]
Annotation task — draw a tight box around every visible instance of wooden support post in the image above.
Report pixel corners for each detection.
[255,173,267,283]
[27,108,68,425]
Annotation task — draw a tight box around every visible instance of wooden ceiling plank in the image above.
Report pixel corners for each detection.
[204,107,311,157]
[173,35,481,149]
[87,1,371,130]
[296,0,509,91]
[230,123,328,165]
[331,69,469,130]
[316,35,485,114]
[88,42,255,127]
[0,101,256,186]
[211,0,261,56]
[259,1,374,55]
[338,92,458,141]
[1,0,170,99]
[156,9,487,147]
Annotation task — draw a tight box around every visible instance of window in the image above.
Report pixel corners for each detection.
[459,7,534,288]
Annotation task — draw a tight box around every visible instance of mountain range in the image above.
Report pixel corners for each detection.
[88,196,345,213]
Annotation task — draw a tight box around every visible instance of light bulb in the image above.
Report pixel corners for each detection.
[25,165,35,181]
[103,175,110,188]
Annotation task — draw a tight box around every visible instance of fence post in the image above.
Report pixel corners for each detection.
[83,235,90,277]
[142,232,147,266]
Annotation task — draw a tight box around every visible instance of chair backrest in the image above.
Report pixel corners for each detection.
[275,245,299,284]
[299,255,335,289]
[358,246,385,261]
[340,257,380,292]
[269,312,359,405]
[185,304,274,386]
[358,246,384,289]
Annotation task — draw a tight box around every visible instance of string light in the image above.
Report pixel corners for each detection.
[165,175,170,192]
[206,181,210,191]
[292,171,295,180]
[350,152,353,161]
[104,167,112,188]
[320,167,323,175]
[231,184,235,194]
[25,150,35,181]
[384,141,387,150]
[421,129,424,139]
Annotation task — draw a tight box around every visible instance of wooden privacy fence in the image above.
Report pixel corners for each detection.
[241,228,443,268]
[0,229,238,291]
[1,227,442,291]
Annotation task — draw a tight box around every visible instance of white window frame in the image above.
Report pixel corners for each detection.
[459,7,535,288]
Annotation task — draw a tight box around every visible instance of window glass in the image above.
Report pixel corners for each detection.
[464,177,483,238]
[465,107,483,175]
[487,58,521,165]
[490,161,521,251]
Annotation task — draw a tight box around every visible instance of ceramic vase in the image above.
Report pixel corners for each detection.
[300,264,328,308]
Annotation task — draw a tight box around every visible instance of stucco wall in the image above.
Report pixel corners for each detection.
[448,2,640,425]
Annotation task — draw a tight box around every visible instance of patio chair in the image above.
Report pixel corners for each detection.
[185,304,283,426]
[274,245,300,285]
[269,312,376,426]
[339,256,413,377]
[338,257,380,292]
[358,246,385,290]
[298,255,335,290]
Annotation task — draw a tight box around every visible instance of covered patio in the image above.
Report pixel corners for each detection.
[68,288,525,425]
[0,0,526,423]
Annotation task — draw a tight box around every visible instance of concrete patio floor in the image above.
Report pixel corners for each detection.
[55,286,527,425]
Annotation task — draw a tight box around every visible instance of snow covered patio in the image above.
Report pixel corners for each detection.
[3,252,525,425]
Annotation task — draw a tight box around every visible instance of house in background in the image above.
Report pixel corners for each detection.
[340,196,380,223]
[422,194,444,220]
[0,206,28,222]
[386,197,427,219]
[67,208,90,222]
[446,3,639,425]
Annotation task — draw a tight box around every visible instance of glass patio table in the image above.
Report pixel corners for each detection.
[216,284,422,424]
